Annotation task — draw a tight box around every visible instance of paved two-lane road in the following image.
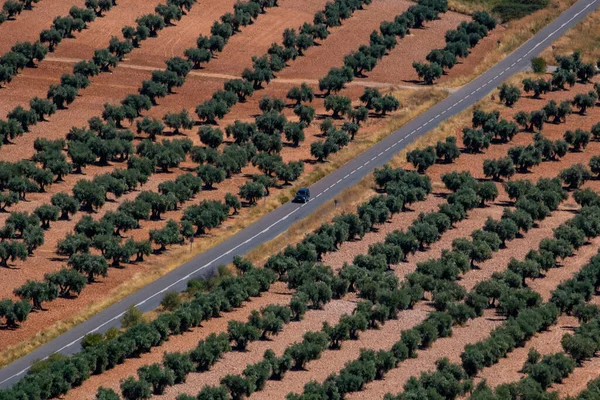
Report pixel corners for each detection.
[1,0,598,388]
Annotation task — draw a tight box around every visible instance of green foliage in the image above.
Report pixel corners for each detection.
[121,376,152,400]
[121,305,145,328]
[498,83,521,106]
[413,61,442,84]
[530,57,547,73]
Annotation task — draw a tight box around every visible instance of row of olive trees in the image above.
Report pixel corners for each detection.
[190,0,369,128]
[0,0,43,24]
[106,164,440,400]
[304,0,449,161]
[498,51,599,109]
[7,173,240,315]
[435,97,600,182]
[285,169,569,399]
[459,200,600,379]
[465,243,600,399]
[519,51,598,102]
[320,169,598,400]
[0,258,277,400]
[413,11,496,84]
[317,0,448,94]
[0,0,199,165]
[47,0,283,190]
[1,161,429,398]
[508,88,599,131]
[0,0,116,97]
[10,0,282,264]
[0,0,364,368]
[0,6,194,205]
[0,0,117,88]
[50,0,396,213]
[187,0,374,168]
[90,61,600,394]
[462,247,600,398]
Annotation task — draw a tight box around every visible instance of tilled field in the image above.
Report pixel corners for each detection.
[3,1,600,400]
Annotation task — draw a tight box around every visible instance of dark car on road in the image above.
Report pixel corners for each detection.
[293,188,310,203]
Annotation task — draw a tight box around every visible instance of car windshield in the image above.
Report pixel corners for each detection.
[297,189,307,195]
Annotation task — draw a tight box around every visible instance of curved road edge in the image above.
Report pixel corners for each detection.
[1,0,598,388]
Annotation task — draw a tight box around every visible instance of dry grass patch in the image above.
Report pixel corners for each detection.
[446,0,578,87]
[539,6,600,63]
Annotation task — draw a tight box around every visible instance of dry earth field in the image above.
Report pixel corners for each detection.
[4,1,600,399]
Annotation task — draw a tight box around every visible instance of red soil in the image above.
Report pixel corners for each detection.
[0,0,87,55]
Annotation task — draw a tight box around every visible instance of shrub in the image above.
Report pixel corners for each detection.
[120,376,152,400]
[531,57,547,73]
[121,305,144,328]
[137,363,175,395]
[160,291,181,311]
[498,83,521,106]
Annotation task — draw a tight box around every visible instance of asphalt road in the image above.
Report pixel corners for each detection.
[1,0,598,387]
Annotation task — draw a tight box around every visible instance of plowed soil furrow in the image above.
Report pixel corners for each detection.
[62,280,293,399]
[158,299,356,400]
[0,0,163,117]
[249,305,430,400]
[0,0,86,54]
